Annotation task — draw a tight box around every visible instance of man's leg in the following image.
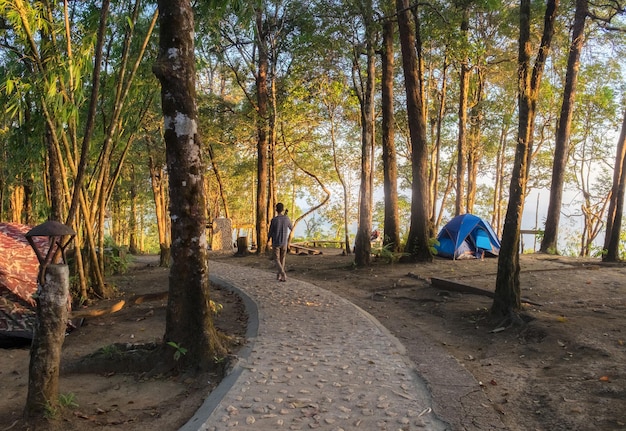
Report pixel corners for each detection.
[273,246,285,280]
[279,246,287,280]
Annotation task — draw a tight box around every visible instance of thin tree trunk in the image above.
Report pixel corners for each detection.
[466,67,484,214]
[326,88,352,255]
[255,7,270,255]
[381,18,400,252]
[603,111,626,261]
[541,0,587,254]
[492,0,558,319]
[9,185,24,223]
[129,165,138,254]
[456,10,470,216]
[430,57,448,226]
[354,4,376,267]
[23,176,34,225]
[207,143,230,218]
[492,109,513,234]
[149,156,171,267]
[268,59,279,226]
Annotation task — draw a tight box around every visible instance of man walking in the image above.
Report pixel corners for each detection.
[268,202,292,282]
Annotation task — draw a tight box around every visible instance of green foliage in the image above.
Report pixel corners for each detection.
[99,344,121,360]
[59,392,79,409]
[428,237,439,256]
[103,237,131,275]
[0,0,624,303]
[44,392,79,418]
[374,242,409,264]
[44,401,59,419]
[589,244,607,259]
[302,215,326,240]
[619,223,626,260]
[167,341,188,361]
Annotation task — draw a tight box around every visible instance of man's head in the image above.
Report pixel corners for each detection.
[276,202,284,213]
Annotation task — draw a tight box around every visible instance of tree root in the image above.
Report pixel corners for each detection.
[491,309,527,333]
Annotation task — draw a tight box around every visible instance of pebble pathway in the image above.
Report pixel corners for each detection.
[182,261,449,431]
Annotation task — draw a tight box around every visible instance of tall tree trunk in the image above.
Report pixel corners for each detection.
[456,10,470,216]
[154,0,225,368]
[354,4,376,267]
[466,68,484,214]
[397,0,432,261]
[540,0,587,254]
[268,61,279,226]
[23,175,34,225]
[492,108,514,234]
[492,0,558,319]
[430,57,448,226]
[381,18,400,252]
[255,8,270,255]
[603,111,626,262]
[327,90,352,255]
[129,165,138,255]
[63,0,109,298]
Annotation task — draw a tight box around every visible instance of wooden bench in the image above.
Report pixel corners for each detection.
[301,240,345,249]
[289,243,323,255]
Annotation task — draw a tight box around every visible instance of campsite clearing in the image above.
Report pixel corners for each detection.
[222,250,626,431]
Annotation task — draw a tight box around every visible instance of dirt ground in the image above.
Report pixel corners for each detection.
[216,249,626,431]
[1,250,625,431]
[0,255,247,431]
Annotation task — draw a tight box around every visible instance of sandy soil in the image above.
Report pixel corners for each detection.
[1,251,625,431]
[217,250,626,431]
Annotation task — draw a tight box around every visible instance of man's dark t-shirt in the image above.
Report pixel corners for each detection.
[268,214,292,247]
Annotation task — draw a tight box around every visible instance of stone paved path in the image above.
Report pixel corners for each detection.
[181,261,449,431]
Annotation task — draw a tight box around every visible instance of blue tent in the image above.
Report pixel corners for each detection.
[434,214,501,259]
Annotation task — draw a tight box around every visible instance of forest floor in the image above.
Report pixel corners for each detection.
[219,249,626,431]
[0,250,625,431]
[0,255,247,431]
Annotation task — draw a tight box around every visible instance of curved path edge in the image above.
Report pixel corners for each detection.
[181,260,505,431]
[179,272,260,431]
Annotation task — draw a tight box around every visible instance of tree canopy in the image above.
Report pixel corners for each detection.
[1,0,625,312]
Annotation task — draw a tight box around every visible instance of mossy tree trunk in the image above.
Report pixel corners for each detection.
[153,0,225,368]
[353,0,376,267]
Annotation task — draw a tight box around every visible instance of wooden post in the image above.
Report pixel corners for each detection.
[236,236,249,256]
[24,264,70,419]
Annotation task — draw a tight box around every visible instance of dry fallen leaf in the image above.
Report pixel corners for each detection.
[599,375,610,382]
